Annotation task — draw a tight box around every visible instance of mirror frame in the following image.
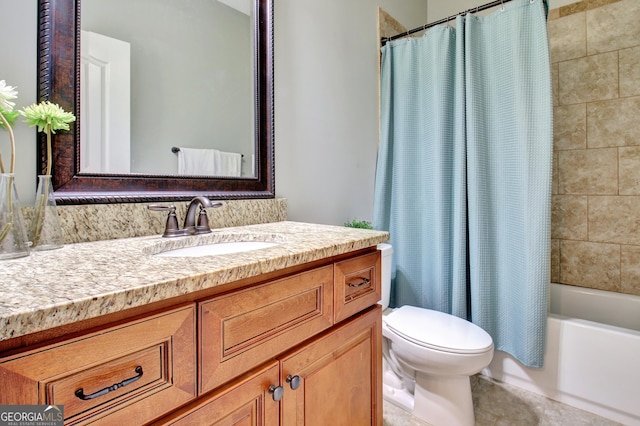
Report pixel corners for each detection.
[37,0,275,204]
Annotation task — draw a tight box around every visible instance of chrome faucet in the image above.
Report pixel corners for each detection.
[148,197,223,237]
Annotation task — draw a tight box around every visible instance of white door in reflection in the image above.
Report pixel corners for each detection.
[80,30,131,173]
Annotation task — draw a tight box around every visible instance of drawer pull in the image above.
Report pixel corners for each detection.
[75,366,144,401]
[348,278,370,288]
[268,385,284,401]
[286,374,301,390]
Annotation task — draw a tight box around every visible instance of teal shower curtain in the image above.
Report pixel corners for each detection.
[373,0,552,367]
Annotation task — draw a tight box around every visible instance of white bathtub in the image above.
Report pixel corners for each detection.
[483,283,640,425]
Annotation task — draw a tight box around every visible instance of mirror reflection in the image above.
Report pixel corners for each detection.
[80,0,255,177]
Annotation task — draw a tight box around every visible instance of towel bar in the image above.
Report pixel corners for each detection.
[171,147,243,158]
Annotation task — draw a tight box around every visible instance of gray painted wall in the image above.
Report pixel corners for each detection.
[275,0,428,225]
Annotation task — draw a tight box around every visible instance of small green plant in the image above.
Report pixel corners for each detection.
[344,218,373,229]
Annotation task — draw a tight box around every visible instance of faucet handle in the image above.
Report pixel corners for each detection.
[195,208,212,234]
[148,204,181,237]
[193,201,223,235]
[195,201,224,235]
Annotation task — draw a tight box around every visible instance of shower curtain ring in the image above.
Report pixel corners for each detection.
[500,0,505,11]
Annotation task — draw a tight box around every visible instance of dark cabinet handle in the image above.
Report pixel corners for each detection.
[75,366,143,401]
[286,374,301,390]
[269,385,284,401]
[348,278,370,288]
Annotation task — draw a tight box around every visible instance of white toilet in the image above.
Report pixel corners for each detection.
[378,243,494,426]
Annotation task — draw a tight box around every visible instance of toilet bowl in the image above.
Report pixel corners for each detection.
[378,244,494,426]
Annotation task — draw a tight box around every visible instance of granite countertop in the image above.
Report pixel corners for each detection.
[0,221,389,342]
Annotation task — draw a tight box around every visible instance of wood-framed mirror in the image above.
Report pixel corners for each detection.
[37,0,274,204]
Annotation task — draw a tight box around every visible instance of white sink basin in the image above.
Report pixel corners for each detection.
[155,241,279,257]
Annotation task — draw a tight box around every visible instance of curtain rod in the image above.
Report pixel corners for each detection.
[381,0,516,46]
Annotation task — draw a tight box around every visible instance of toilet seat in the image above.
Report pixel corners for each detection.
[384,306,493,355]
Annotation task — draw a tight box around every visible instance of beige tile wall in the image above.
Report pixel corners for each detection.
[549,0,640,296]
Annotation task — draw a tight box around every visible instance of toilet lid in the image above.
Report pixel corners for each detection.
[384,306,493,354]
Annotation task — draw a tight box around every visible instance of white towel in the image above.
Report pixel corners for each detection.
[177,147,242,176]
[177,147,215,175]
[216,151,242,177]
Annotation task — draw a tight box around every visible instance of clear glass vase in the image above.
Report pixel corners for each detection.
[0,173,30,260]
[30,175,64,251]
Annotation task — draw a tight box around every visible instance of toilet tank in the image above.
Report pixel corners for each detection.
[378,243,393,309]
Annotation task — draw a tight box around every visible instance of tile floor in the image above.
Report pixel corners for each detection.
[383,375,623,426]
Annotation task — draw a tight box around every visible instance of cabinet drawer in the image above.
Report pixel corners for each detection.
[0,305,196,425]
[47,345,163,420]
[334,251,381,323]
[199,265,333,394]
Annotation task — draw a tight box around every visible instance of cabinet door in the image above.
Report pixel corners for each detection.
[279,306,382,426]
[157,361,280,426]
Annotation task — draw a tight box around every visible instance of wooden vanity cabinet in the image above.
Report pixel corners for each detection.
[160,306,381,426]
[0,249,382,426]
[191,250,382,426]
